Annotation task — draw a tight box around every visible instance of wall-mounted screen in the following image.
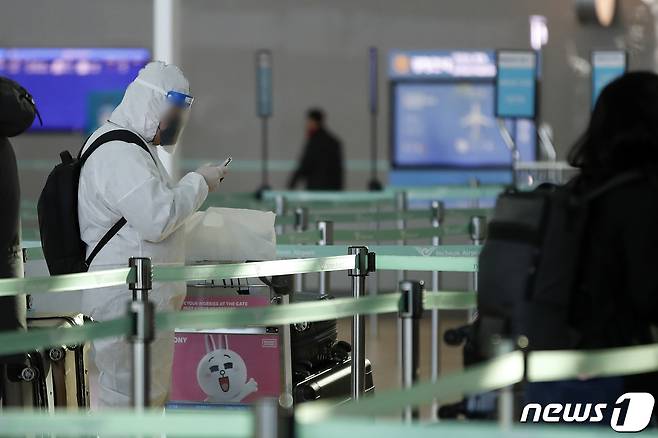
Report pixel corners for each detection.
[392,82,535,168]
[591,50,627,107]
[0,48,150,132]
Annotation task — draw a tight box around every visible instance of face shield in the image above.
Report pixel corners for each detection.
[134,78,194,146]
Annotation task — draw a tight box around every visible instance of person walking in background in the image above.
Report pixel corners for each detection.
[288,108,344,190]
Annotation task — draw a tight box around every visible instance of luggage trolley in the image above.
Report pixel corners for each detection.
[168,261,375,409]
[168,268,285,409]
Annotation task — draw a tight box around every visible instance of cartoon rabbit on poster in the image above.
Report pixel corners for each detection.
[196,334,259,403]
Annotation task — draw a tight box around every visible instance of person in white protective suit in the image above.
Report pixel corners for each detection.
[78,61,226,408]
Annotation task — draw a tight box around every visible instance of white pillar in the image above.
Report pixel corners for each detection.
[153,0,181,179]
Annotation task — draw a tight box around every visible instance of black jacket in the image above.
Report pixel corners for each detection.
[572,177,658,348]
[570,175,658,397]
[288,128,344,190]
[0,77,36,336]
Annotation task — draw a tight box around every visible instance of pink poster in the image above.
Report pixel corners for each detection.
[170,294,281,405]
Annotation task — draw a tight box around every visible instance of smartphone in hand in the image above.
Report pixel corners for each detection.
[220,157,232,182]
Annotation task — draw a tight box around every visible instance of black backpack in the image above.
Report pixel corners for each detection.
[37,130,154,275]
[474,172,643,355]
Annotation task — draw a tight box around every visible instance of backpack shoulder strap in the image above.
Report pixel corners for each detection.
[80,129,155,269]
[78,129,155,165]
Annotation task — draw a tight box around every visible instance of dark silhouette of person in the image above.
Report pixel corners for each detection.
[0,76,38,406]
[525,72,658,417]
[288,108,344,190]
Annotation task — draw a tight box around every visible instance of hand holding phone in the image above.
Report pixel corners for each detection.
[219,157,232,182]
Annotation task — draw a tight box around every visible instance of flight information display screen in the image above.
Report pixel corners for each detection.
[0,48,150,132]
[392,82,536,168]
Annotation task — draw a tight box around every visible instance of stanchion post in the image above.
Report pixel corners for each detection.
[493,337,515,429]
[275,195,286,236]
[294,207,309,293]
[399,280,423,422]
[255,398,292,438]
[430,200,445,420]
[348,246,375,400]
[468,215,487,321]
[128,257,154,411]
[469,177,481,208]
[395,191,407,378]
[317,221,334,297]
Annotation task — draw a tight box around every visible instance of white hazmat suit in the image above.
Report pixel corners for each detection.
[78,61,209,407]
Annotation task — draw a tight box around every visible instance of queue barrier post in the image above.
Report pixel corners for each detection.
[430,200,445,420]
[399,279,423,422]
[255,398,293,438]
[317,221,334,297]
[395,191,408,379]
[275,195,287,236]
[348,246,375,400]
[294,207,309,293]
[468,215,487,321]
[494,337,515,429]
[128,257,154,411]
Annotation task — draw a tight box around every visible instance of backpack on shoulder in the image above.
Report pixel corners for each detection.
[474,172,643,356]
[37,130,153,275]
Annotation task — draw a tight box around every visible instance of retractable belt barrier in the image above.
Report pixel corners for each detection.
[10,251,480,296]
[0,291,476,356]
[0,412,633,438]
[2,342,658,436]
[277,224,472,245]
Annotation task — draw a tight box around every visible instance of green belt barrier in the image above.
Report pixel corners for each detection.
[0,292,475,356]
[277,208,491,225]
[264,190,394,203]
[0,267,135,296]
[528,343,658,382]
[331,224,470,242]
[297,419,628,438]
[157,291,476,332]
[276,244,481,259]
[377,255,478,272]
[301,342,658,421]
[22,243,481,262]
[11,252,477,296]
[1,256,356,296]
[276,229,323,244]
[0,408,252,437]
[153,256,355,282]
[0,317,130,356]
[0,412,634,438]
[402,185,505,200]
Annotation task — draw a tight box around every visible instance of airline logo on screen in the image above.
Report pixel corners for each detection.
[520,393,655,432]
[389,50,496,79]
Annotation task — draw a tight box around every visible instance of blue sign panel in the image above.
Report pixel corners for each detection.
[392,82,535,168]
[0,48,150,131]
[256,50,272,118]
[592,50,627,107]
[389,50,496,80]
[495,51,537,119]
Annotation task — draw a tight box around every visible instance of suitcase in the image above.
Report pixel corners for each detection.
[0,352,49,408]
[27,314,91,409]
[294,358,374,404]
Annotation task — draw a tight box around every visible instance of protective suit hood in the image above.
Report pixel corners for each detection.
[109,61,189,143]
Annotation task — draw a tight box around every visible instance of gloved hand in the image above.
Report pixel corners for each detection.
[196,165,225,192]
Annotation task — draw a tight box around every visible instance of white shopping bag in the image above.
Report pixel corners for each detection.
[185,207,276,262]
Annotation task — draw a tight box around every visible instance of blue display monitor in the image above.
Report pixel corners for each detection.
[591,50,627,107]
[391,81,536,168]
[0,48,150,132]
[495,50,537,119]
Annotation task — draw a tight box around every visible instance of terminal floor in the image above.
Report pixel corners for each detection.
[337,310,467,419]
